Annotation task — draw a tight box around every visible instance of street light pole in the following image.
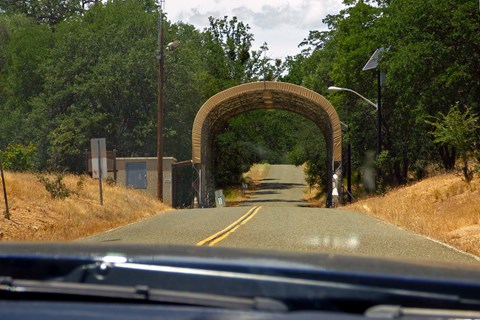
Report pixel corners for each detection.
[156,9,164,202]
[340,121,352,203]
[328,86,379,193]
[376,71,382,161]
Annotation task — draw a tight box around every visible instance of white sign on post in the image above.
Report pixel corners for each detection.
[91,138,107,180]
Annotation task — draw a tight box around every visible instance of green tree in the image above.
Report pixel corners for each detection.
[163,22,210,161]
[0,17,52,169]
[213,110,325,189]
[32,0,160,170]
[428,104,479,182]
[0,143,36,171]
[204,16,253,84]
[0,0,83,27]
[201,16,268,93]
[289,123,328,194]
[289,1,383,190]
[281,0,480,192]
[1,0,221,171]
[378,0,480,173]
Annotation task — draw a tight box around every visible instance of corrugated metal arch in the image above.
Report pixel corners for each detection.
[192,81,342,163]
[191,81,343,208]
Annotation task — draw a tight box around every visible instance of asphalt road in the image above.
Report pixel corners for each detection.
[83,165,478,264]
[239,164,308,207]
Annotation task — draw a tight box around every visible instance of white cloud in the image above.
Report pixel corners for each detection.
[173,8,220,29]
[164,0,344,58]
[232,0,342,30]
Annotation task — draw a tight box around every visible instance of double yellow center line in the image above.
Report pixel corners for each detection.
[196,206,262,246]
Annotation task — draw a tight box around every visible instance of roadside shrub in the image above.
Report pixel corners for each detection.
[427,103,479,183]
[76,176,85,192]
[106,176,116,186]
[37,174,72,199]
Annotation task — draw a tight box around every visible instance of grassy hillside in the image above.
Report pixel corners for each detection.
[0,172,168,241]
[346,173,480,257]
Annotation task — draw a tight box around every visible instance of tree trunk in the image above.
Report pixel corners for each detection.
[438,145,456,171]
[393,159,402,186]
[462,157,473,183]
[401,157,409,184]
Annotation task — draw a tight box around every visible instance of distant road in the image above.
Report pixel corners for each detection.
[240,164,307,207]
[83,165,478,264]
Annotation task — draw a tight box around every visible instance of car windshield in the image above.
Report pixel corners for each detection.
[0,0,479,272]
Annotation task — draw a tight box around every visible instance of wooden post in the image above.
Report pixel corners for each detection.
[0,156,10,219]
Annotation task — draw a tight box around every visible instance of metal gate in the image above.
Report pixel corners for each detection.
[172,160,197,208]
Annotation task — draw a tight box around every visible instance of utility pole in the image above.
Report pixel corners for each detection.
[156,1,165,202]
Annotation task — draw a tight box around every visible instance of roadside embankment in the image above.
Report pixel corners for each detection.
[346,174,480,257]
[0,172,169,241]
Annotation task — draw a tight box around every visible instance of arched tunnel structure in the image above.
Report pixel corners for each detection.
[192,81,342,207]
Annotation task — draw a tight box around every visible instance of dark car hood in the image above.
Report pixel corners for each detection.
[0,242,479,282]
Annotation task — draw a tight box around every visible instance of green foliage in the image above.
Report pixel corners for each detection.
[0,143,37,171]
[288,124,328,193]
[213,110,315,188]
[37,0,160,170]
[280,0,480,194]
[377,0,480,178]
[0,19,53,157]
[428,104,479,158]
[206,16,252,81]
[0,1,276,172]
[427,103,479,182]
[163,22,209,160]
[0,0,94,27]
[37,174,72,199]
[213,127,255,187]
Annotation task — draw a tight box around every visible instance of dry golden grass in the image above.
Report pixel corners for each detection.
[303,186,326,208]
[346,174,480,256]
[0,172,169,241]
[246,163,270,183]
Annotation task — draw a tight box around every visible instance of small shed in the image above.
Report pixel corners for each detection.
[115,157,176,206]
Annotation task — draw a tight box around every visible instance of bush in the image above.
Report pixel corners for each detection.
[37,174,72,199]
[106,176,116,186]
[0,143,37,172]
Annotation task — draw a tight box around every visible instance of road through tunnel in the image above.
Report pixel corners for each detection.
[192,81,342,208]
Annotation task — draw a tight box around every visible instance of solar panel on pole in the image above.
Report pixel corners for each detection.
[362,47,384,71]
[363,47,386,193]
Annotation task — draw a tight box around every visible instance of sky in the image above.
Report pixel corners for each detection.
[163,0,346,59]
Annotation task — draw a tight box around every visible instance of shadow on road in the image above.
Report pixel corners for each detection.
[253,190,280,195]
[240,181,307,207]
[239,199,305,205]
[256,182,304,190]
[238,164,309,207]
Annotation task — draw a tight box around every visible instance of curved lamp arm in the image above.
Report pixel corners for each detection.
[328,86,378,110]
